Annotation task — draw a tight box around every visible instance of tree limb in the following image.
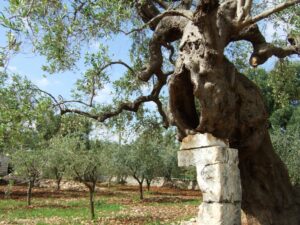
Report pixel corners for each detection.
[250,44,298,67]
[100,61,136,76]
[231,24,300,67]
[153,0,170,9]
[236,0,253,22]
[239,0,299,28]
[138,15,188,82]
[61,73,168,125]
[154,97,169,128]
[123,9,193,35]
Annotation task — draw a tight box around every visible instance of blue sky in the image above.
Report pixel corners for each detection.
[0,29,133,103]
[1,25,276,97]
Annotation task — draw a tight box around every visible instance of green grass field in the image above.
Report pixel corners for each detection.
[0,185,201,225]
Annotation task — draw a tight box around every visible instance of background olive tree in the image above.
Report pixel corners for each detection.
[11,149,44,206]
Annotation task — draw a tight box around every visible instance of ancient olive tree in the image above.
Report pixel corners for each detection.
[1,1,300,224]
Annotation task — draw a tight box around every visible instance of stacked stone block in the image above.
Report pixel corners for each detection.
[178,133,241,225]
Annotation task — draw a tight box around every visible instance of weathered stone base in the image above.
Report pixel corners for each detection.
[178,133,242,225]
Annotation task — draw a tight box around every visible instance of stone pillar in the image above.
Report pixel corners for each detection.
[178,133,241,225]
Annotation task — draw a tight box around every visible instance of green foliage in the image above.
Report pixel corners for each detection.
[57,114,92,149]
[0,0,133,72]
[11,149,44,182]
[43,135,72,183]
[0,73,59,152]
[157,130,181,180]
[268,60,300,109]
[271,128,300,185]
[111,126,181,186]
[287,106,300,131]
[0,0,162,129]
[66,137,111,185]
[245,60,300,130]
[225,40,252,72]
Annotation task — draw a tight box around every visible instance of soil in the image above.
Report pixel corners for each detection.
[0,181,201,225]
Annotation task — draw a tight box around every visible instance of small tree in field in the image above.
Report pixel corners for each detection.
[122,129,164,199]
[67,138,108,220]
[123,143,146,200]
[158,130,182,185]
[11,149,44,206]
[44,135,73,191]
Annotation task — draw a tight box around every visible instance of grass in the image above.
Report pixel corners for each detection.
[0,198,123,221]
[0,185,200,224]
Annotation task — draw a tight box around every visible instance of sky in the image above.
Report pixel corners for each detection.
[1,22,279,97]
[0,30,133,103]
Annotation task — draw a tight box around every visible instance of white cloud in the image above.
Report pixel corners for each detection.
[90,125,119,142]
[141,83,152,95]
[35,77,50,87]
[264,22,287,42]
[90,123,137,144]
[89,41,101,51]
[94,85,113,104]
[7,65,18,73]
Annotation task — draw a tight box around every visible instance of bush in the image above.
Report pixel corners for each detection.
[271,129,300,185]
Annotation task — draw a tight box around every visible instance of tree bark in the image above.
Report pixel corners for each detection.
[27,180,33,206]
[132,174,144,200]
[54,168,63,191]
[56,176,62,191]
[88,184,96,220]
[146,179,151,191]
[239,133,299,225]
[138,181,144,200]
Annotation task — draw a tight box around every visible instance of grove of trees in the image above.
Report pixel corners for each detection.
[1,1,300,224]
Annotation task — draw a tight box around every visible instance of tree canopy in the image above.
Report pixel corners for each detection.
[1,1,298,131]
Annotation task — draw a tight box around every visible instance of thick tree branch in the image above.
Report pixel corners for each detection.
[135,0,160,30]
[236,0,253,22]
[231,24,300,67]
[250,44,298,67]
[124,9,193,35]
[61,73,169,125]
[154,97,169,128]
[138,16,188,82]
[33,61,172,126]
[238,0,299,28]
[164,43,175,65]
